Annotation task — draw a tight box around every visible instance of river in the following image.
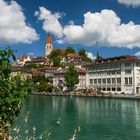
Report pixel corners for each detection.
[13,95,140,140]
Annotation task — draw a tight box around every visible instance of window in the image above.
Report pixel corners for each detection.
[111,71,115,75]
[125,77,132,85]
[117,78,121,84]
[125,63,131,67]
[102,78,106,84]
[98,79,101,84]
[90,79,93,85]
[107,78,111,84]
[112,87,116,91]
[112,78,116,84]
[117,87,121,91]
[116,70,121,75]
[102,87,106,91]
[125,78,128,85]
[107,87,111,91]
[111,64,115,68]
[107,71,110,75]
[94,79,97,84]
[125,70,131,74]
[129,77,132,85]
[116,63,121,68]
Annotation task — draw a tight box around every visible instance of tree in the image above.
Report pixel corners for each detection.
[65,47,75,55]
[78,49,87,57]
[0,48,16,79]
[96,51,102,59]
[52,56,61,67]
[49,49,60,58]
[0,49,32,138]
[32,75,49,84]
[64,66,79,91]
[49,49,61,67]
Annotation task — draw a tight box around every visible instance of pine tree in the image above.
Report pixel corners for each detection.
[96,51,102,59]
[78,49,87,57]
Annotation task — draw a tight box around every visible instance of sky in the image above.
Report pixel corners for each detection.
[1,0,140,59]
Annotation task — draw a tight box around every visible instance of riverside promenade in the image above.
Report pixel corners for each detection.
[32,91,140,100]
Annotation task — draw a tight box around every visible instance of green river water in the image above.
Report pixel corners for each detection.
[13,95,140,140]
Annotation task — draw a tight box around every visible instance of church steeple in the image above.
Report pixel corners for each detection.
[46,33,52,44]
[45,33,53,56]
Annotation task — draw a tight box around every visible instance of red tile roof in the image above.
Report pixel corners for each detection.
[31,69,45,77]
[18,54,29,62]
[31,57,48,62]
[46,33,52,44]
[54,67,85,75]
[85,55,139,66]
[66,53,80,58]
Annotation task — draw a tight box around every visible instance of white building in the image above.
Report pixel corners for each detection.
[84,55,140,94]
[17,54,32,66]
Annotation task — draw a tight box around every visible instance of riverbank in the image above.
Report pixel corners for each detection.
[32,91,140,100]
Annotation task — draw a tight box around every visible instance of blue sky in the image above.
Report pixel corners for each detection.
[1,0,140,59]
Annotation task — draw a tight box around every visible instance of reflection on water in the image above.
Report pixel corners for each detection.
[14,96,140,140]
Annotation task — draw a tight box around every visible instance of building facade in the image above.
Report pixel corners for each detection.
[85,55,140,94]
[53,67,86,90]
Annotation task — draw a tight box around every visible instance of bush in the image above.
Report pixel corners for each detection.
[36,82,53,92]
[32,76,49,83]
[0,49,33,138]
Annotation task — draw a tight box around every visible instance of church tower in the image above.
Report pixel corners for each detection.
[45,33,53,56]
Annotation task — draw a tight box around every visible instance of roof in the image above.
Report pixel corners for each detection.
[76,67,86,73]
[85,55,139,67]
[66,53,80,58]
[31,69,45,77]
[46,33,52,44]
[18,54,28,62]
[54,67,86,75]
[31,57,48,63]
[11,66,23,72]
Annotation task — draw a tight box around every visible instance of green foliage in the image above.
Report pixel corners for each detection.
[65,47,75,55]
[0,48,15,79]
[24,62,43,69]
[0,49,32,138]
[64,66,79,91]
[32,75,49,83]
[49,49,60,58]
[32,75,53,92]
[78,48,87,57]
[49,49,62,67]
[52,56,61,67]
[36,82,53,92]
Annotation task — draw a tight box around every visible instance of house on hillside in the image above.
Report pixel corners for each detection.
[53,67,86,90]
[11,66,32,80]
[17,54,33,66]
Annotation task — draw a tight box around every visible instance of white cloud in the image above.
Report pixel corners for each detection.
[0,0,39,45]
[57,39,64,44]
[117,0,140,7]
[86,52,95,60]
[135,51,140,56]
[35,7,140,49]
[35,7,64,38]
[62,9,140,48]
